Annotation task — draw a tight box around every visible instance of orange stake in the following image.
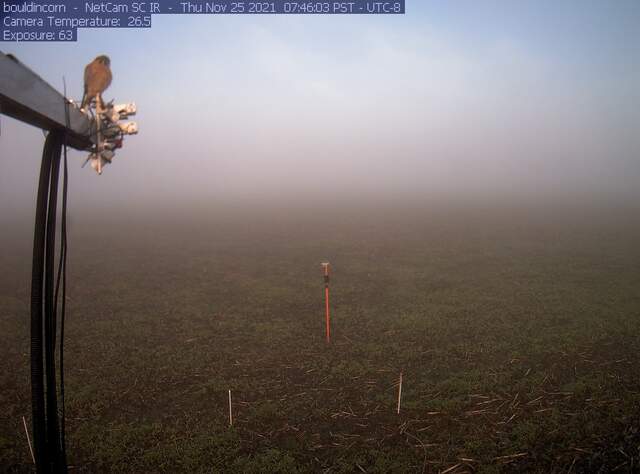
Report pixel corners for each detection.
[322,262,330,343]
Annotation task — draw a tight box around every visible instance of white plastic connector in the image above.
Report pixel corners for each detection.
[118,121,138,134]
[113,102,136,117]
[103,103,136,123]
[90,155,105,174]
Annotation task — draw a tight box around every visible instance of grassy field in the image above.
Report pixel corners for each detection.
[1,202,639,473]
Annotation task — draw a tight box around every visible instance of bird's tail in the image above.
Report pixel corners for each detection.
[80,93,89,110]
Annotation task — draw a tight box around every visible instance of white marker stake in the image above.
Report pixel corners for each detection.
[397,372,403,415]
[228,390,233,426]
[22,416,35,464]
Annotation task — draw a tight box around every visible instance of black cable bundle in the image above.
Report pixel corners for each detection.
[30,129,68,474]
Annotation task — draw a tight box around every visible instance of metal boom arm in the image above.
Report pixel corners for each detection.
[0,51,94,149]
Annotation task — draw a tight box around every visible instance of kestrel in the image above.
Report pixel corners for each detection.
[80,55,112,110]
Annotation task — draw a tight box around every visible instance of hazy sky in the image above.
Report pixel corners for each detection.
[1,0,639,217]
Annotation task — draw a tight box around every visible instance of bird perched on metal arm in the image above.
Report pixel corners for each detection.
[80,55,112,111]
